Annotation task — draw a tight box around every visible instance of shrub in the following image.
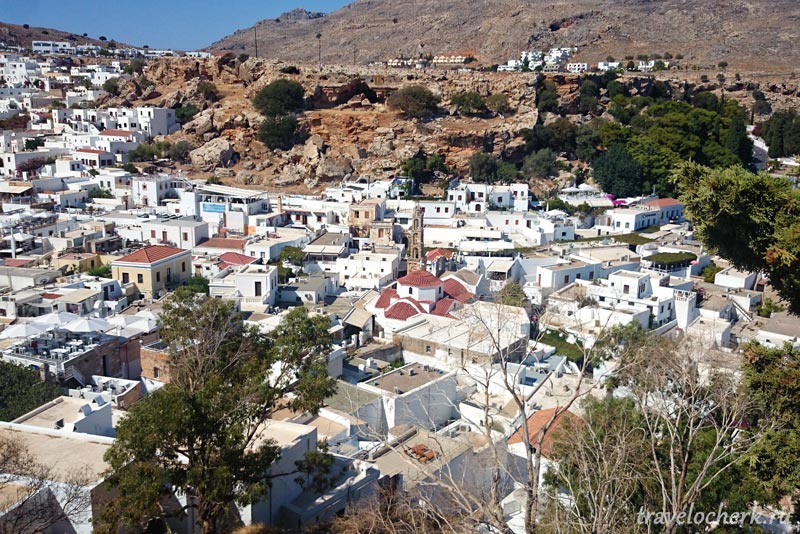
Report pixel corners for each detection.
[89,188,113,199]
[197,81,219,102]
[168,140,194,162]
[123,59,146,75]
[386,85,440,118]
[258,115,306,150]
[522,148,559,178]
[450,91,484,114]
[87,264,112,278]
[175,104,199,124]
[120,163,138,173]
[102,77,120,96]
[486,93,511,114]
[252,79,305,116]
[700,263,723,283]
[127,141,171,162]
[24,138,44,151]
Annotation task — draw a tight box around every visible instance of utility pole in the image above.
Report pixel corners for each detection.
[316,33,322,67]
[353,43,356,66]
[254,27,258,58]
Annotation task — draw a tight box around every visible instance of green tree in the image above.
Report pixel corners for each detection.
[278,246,305,266]
[548,117,578,155]
[123,59,146,75]
[741,342,800,509]
[425,152,448,174]
[468,152,499,183]
[672,162,800,313]
[168,140,194,162]
[578,79,599,114]
[606,80,625,98]
[537,80,559,113]
[522,148,558,179]
[258,115,306,150]
[175,104,199,124]
[575,120,602,162]
[497,281,527,307]
[102,77,119,96]
[0,361,62,421]
[180,275,209,295]
[401,154,427,182]
[86,264,112,278]
[752,90,772,116]
[386,85,440,119]
[450,91,484,114]
[486,93,511,114]
[252,79,305,116]
[102,297,337,534]
[593,144,644,197]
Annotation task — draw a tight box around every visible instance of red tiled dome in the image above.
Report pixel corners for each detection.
[397,270,442,288]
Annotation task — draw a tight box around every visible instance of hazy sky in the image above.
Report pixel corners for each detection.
[1,0,350,50]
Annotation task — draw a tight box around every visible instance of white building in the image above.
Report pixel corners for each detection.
[209,263,279,310]
[31,41,76,55]
[566,63,589,73]
[53,106,180,136]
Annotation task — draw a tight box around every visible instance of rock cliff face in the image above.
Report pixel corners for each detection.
[109,57,799,193]
[207,0,800,72]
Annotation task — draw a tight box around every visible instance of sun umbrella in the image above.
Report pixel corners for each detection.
[63,317,112,333]
[33,312,81,326]
[0,322,51,339]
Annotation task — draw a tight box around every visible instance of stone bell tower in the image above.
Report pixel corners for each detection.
[406,203,425,272]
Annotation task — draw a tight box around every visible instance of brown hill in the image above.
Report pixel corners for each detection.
[0,21,129,49]
[208,0,800,72]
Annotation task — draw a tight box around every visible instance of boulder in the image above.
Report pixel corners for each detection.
[141,86,161,101]
[190,138,240,171]
[186,109,215,135]
[316,156,353,180]
[343,144,366,160]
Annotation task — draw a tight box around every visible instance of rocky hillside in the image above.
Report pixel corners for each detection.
[208,0,800,72]
[0,21,125,49]
[99,56,800,197]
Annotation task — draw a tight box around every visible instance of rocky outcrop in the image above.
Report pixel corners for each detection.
[190,138,240,171]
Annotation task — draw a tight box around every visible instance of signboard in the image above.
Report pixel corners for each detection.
[202,203,225,213]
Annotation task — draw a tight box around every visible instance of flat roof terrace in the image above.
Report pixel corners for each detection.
[370,363,447,394]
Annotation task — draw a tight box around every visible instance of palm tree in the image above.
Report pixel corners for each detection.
[316,33,322,65]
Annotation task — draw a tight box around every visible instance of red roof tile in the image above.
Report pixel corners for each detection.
[644,197,681,209]
[375,288,398,309]
[443,278,473,303]
[99,129,136,137]
[2,258,33,268]
[508,408,582,458]
[75,148,107,155]
[397,270,442,288]
[197,238,247,251]
[431,298,455,316]
[426,248,454,261]
[384,299,425,321]
[218,251,256,267]
[115,245,187,264]
[42,292,61,299]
